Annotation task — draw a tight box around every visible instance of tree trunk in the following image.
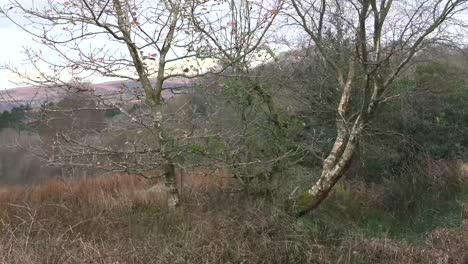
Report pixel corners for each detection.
[164,162,179,208]
[152,103,179,209]
[296,119,362,217]
[113,0,181,209]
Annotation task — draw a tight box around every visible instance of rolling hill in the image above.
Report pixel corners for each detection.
[0,77,194,112]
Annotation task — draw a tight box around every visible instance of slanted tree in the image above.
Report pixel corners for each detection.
[289,0,468,215]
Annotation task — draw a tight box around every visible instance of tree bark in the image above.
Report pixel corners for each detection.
[113,0,181,208]
[296,117,363,217]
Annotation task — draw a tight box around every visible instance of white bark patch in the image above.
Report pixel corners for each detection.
[154,111,163,122]
[460,162,468,178]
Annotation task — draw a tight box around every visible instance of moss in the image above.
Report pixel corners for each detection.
[334,182,345,195]
[296,191,314,212]
[190,143,207,153]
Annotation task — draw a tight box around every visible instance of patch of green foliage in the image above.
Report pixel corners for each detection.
[402,61,467,158]
[104,108,121,118]
[301,185,466,245]
[0,105,29,130]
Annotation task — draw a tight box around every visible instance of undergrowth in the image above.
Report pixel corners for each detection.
[0,160,466,263]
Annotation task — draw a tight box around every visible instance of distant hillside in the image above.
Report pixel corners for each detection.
[0,77,194,112]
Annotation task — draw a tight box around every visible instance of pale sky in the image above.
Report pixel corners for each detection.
[1,0,467,91]
[0,0,205,89]
[0,0,157,89]
[0,0,44,89]
[0,0,289,90]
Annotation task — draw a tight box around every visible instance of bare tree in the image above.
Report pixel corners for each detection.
[0,0,281,206]
[288,0,468,215]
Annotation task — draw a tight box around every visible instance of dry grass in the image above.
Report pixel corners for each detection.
[0,174,315,263]
[0,173,467,263]
[327,225,468,264]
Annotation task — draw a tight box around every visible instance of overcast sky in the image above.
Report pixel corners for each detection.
[0,0,54,89]
[0,0,142,90]
[0,0,286,90]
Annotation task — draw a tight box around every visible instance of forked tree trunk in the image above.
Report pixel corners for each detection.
[113,0,182,209]
[288,0,466,217]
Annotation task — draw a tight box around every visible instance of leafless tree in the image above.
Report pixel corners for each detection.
[0,0,282,207]
[288,0,468,215]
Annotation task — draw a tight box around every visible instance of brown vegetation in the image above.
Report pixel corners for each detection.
[176,167,233,192]
[0,172,467,263]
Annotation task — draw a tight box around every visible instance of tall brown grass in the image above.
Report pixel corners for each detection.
[0,174,314,263]
[0,172,467,263]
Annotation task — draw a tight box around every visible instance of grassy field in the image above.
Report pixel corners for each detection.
[0,165,466,264]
